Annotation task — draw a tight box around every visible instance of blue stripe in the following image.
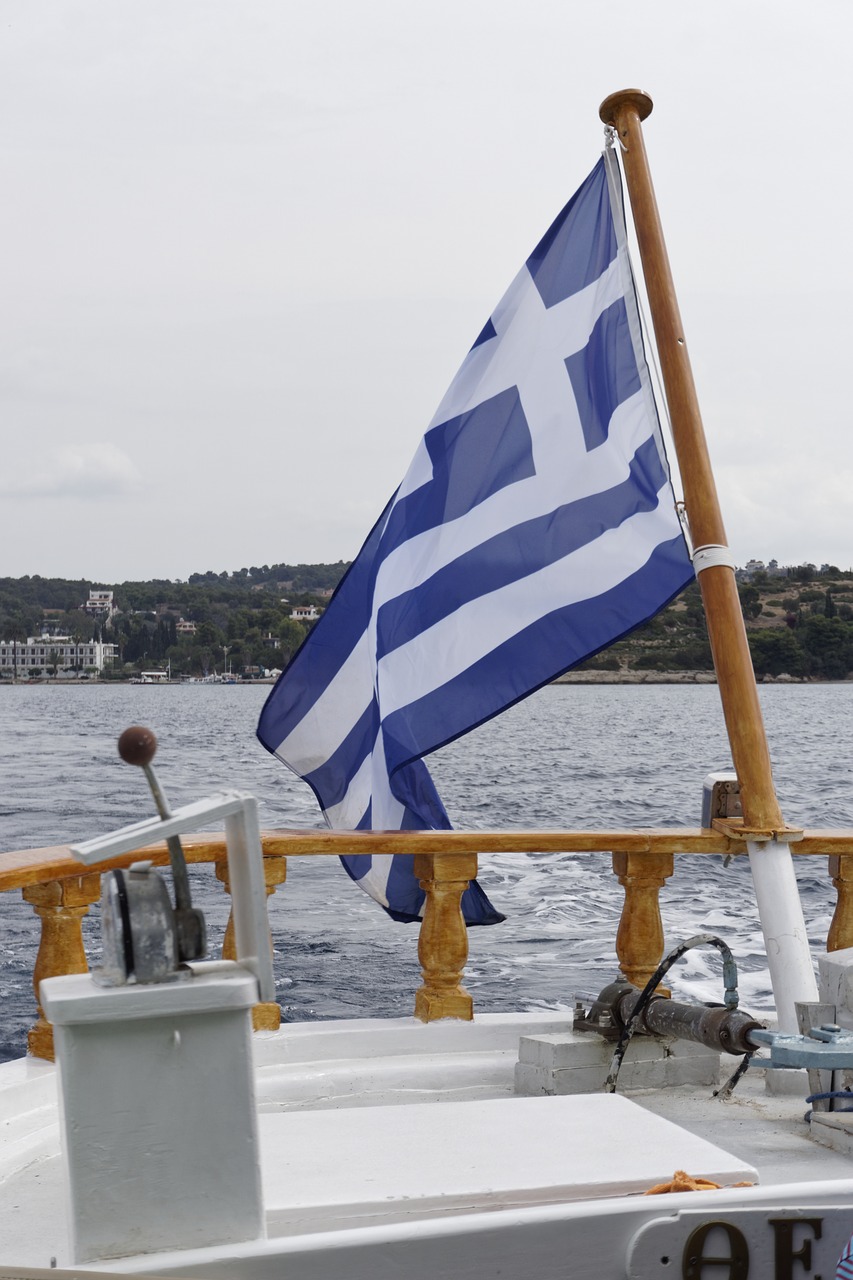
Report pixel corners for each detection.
[256,498,392,754]
[471,317,497,349]
[375,433,669,659]
[339,757,504,922]
[342,853,504,925]
[340,852,372,882]
[302,701,377,811]
[392,758,452,829]
[384,853,423,918]
[565,297,642,453]
[379,387,535,549]
[526,158,617,308]
[380,535,694,773]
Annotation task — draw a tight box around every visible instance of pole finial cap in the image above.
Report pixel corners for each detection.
[599,89,654,127]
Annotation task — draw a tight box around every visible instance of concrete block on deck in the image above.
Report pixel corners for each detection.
[665,1052,723,1086]
[809,1111,853,1158]
[518,1031,666,1070]
[515,1030,719,1096]
[517,1058,668,1095]
[819,947,853,1030]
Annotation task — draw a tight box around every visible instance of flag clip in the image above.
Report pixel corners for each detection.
[603,124,627,152]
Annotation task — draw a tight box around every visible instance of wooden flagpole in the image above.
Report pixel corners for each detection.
[599,90,782,835]
[599,91,819,1029]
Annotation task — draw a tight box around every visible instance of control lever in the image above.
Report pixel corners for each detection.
[118,725,207,963]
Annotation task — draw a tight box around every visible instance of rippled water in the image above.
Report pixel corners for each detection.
[0,682,850,1061]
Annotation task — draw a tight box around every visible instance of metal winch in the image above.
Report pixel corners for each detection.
[577,978,763,1057]
[576,932,853,1100]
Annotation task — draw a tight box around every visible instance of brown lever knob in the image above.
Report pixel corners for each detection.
[118,725,157,768]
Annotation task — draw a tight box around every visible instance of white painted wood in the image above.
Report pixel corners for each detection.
[256,1094,757,1237]
[41,972,265,1263]
[94,1177,853,1280]
[69,791,254,862]
[223,799,275,1001]
[810,1112,853,1156]
[42,969,257,1023]
[747,838,819,1031]
[819,946,853,1030]
[627,1205,853,1279]
[2,1020,853,1274]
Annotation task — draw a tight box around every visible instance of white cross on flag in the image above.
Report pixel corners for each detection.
[258,149,694,924]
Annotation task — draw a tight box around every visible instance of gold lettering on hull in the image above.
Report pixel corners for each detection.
[680,1217,825,1280]
[683,1222,749,1279]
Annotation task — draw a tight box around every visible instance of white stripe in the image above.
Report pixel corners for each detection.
[274,630,372,766]
[321,751,375,828]
[374,387,653,610]
[340,856,392,910]
[376,486,680,716]
[367,728,406,828]
[426,257,622,430]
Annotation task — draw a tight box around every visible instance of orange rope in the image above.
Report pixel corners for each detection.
[644,1169,754,1195]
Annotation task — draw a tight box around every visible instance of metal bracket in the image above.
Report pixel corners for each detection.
[710,817,805,846]
[750,1023,853,1070]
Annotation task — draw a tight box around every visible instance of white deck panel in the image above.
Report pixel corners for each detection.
[258,1092,757,1236]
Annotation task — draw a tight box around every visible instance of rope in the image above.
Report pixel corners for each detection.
[714,1051,754,1099]
[643,1169,754,1196]
[805,1089,853,1122]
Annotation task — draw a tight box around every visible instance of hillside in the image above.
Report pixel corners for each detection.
[581,564,853,680]
[2,561,852,681]
[0,563,349,679]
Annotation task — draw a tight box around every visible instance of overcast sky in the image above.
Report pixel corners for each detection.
[2,1,850,582]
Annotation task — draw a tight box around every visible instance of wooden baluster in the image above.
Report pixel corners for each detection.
[413,852,476,1022]
[828,854,853,952]
[216,855,286,1031]
[23,874,101,1061]
[612,851,674,990]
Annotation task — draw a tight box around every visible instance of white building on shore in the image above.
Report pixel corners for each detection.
[81,589,118,619]
[0,635,118,676]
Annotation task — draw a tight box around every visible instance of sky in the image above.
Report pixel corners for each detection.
[2,0,851,582]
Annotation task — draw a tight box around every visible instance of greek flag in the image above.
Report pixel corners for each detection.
[258,149,694,923]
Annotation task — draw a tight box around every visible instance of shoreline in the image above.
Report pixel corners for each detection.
[0,678,277,687]
[0,672,840,688]
[553,670,820,685]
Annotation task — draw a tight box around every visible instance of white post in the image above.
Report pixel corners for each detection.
[747,839,818,1031]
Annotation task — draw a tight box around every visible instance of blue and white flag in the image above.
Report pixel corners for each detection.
[258,150,694,924]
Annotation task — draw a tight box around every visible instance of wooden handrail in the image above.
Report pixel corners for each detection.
[3,826,853,892]
[2,828,850,1059]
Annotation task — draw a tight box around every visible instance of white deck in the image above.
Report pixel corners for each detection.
[0,1013,852,1276]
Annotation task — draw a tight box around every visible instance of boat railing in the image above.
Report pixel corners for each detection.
[3,826,852,1061]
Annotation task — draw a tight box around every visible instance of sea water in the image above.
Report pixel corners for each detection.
[0,681,850,1062]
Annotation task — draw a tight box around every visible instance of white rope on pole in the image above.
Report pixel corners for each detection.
[692,543,737,574]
